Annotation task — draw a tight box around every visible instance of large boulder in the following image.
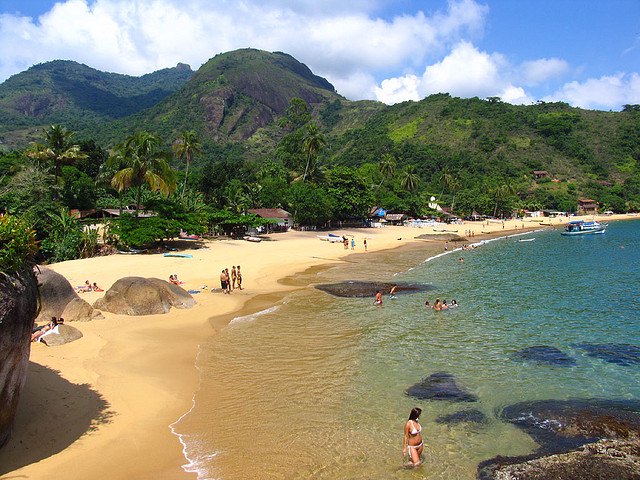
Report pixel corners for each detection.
[93,277,196,315]
[34,266,102,322]
[37,324,83,347]
[0,267,39,448]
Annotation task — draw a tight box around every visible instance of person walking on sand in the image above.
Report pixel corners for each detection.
[236,265,242,290]
[374,291,383,305]
[403,407,423,467]
[364,238,367,251]
[351,238,355,250]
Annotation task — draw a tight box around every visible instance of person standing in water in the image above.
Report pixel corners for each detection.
[374,291,383,305]
[403,407,423,467]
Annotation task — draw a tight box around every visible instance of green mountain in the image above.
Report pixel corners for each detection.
[0,48,638,201]
[0,60,193,149]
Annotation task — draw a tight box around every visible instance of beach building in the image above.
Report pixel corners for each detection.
[578,199,598,214]
[247,208,293,231]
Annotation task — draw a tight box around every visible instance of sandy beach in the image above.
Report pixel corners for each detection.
[0,214,630,480]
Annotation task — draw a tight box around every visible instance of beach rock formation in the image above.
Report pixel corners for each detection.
[93,276,196,315]
[478,398,640,479]
[436,409,488,425]
[315,281,434,298]
[37,324,83,346]
[572,343,640,366]
[35,266,102,322]
[0,267,39,448]
[406,372,477,402]
[510,345,576,367]
[479,439,640,480]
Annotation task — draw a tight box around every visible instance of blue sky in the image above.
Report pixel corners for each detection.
[0,0,638,110]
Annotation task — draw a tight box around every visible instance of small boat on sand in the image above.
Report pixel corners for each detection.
[561,220,606,236]
[163,253,193,258]
[244,236,262,242]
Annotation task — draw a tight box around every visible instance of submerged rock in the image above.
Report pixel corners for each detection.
[406,372,477,402]
[93,276,196,315]
[510,345,576,367]
[436,408,488,425]
[315,281,434,298]
[572,343,640,366]
[478,398,640,479]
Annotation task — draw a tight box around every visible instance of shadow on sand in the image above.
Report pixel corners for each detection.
[0,361,113,475]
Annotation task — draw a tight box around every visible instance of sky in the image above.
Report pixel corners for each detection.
[0,0,638,111]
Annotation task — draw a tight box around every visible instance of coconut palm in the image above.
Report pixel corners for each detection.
[302,123,326,182]
[172,130,202,200]
[110,131,177,217]
[449,177,461,211]
[26,124,87,189]
[438,167,454,202]
[400,168,420,192]
[376,154,396,191]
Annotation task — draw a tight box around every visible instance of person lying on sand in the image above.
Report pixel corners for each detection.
[92,282,103,292]
[31,317,64,343]
[76,280,92,292]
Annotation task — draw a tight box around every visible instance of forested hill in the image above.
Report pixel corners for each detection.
[0,60,194,146]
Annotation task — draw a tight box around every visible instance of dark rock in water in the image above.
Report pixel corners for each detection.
[478,398,640,479]
[436,408,488,425]
[510,345,576,367]
[0,267,39,448]
[572,343,640,366]
[406,372,477,402]
[315,281,434,298]
[500,398,640,454]
[93,277,196,315]
[479,438,640,480]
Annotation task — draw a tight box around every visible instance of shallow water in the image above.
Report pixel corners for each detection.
[174,220,640,479]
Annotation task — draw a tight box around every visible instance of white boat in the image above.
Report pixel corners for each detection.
[244,236,262,242]
[517,238,535,242]
[561,220,606,236]
[317,234,344,242]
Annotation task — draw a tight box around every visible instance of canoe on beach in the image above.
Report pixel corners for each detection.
[163,253,193,258]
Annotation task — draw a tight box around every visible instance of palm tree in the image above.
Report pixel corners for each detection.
[438,167,453,202]
[492,181,516,217]
[302,123,326,182]
[172,130,202,200]
[449,177,461,212]
[376,154,396,191]
[110,131,177,217]
[400,168,420,192]
[26,124,87,189]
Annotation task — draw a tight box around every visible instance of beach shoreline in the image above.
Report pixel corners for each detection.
[0,214,629,480]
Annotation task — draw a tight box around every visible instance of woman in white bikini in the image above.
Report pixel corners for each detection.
[402,407,423,466]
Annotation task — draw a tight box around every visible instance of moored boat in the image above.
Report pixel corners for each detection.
[561,220,606,236]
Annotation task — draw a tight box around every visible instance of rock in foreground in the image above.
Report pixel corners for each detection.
[93,277,196,315]
[0,267,38,448]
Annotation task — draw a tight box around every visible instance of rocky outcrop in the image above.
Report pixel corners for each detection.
[406,372,477,402]
[93,277,196,315]
[478,398,640,479]
[34,266,102,322]
[0,267,39,448]
[572,343,640,366]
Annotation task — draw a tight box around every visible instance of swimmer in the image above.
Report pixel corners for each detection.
[390,285,398,298]
[433,298,443,311]
[425,300,431,308]
[402,407,423,467]
[450,299,458,307]
[374,290,383,305]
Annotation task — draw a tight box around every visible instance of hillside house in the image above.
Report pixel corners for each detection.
[247,208,293,231]
[578,199,598,214]
[533,170,549,180]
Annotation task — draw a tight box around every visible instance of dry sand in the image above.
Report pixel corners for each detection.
[0,214,630,479]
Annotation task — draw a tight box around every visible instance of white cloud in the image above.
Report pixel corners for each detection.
[520,58,570,86]
[545,73,640,110]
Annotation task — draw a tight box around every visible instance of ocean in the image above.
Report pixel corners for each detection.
[173,219,640,480]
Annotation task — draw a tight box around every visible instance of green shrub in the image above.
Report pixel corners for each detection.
[0,214,38,273]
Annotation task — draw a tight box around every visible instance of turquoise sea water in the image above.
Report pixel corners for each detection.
[174,219,640,480]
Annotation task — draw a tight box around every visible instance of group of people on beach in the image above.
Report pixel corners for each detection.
[75,280,103,292]
[219,265,242,293]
